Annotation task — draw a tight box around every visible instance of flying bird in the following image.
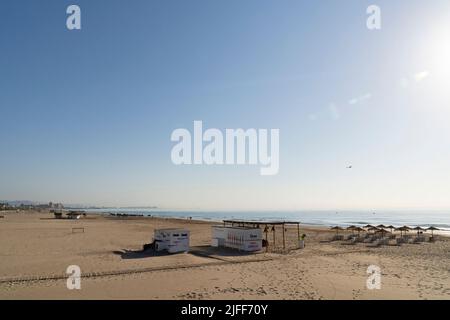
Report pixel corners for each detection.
[346,165,353,169]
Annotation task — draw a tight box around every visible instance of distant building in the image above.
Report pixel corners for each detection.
[0,203,12,211]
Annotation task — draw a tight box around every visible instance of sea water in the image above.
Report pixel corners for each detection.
[82,208,450,234]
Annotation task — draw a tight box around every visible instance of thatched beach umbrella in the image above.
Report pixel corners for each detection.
[353,227,364,235]
[386,225,395,233]
[413,226,425,236]
[364,224,375,229]
[368,226,379,234]
[346,225,357,235]
[375,227,388,237]
[331,226,344,235]
[400,226,412,234]
[427,226,439,237]
[396,226,410,237]
[376,224,388,229]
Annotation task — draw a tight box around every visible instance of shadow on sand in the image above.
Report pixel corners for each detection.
[113,249,184,260]
[189,245,262,259]
[113,245,262,260]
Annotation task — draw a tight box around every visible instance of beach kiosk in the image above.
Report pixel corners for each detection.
[211,226,263,252]
[219,220,302,251]
[154,228,190,253]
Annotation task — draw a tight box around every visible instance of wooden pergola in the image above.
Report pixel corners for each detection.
[222,220,301,250]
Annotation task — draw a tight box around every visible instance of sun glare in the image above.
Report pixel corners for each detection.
[425,19,450,78]
[414,16,450,105]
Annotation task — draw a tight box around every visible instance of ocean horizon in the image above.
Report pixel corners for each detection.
[81,208,450,234]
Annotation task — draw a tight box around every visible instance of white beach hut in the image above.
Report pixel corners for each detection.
[154,228,190,253]
[211,226,262,252]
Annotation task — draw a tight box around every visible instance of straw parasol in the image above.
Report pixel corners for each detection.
[395,226,410,237]
[413,226,425,236]
[346,226,357,234]
[331,226,344,235]
[427,226,439,237]
[386,225,395,233]
[376,224,388,229]
[376,227,388,236]
[364,224,375,229]
[353,227,365,235]
[367,226,379,234]
[399,226,412,233]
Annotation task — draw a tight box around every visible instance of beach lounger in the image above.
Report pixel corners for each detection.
[387,240,400,246]
[325,235,338,242]
[341,238,357,245]
[330,235,344,241]
[364,237,374,243]
[416,237,424,243]
[366,240,381,248]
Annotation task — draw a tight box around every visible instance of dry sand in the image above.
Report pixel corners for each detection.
[0,211,449,300]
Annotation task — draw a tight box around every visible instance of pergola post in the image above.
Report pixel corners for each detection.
[272,226,276,249]
[297,223,300,248]
[282,223,286,250]
[265,227,268,252]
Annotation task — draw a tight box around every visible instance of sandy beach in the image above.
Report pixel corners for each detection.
[0,211,449,300]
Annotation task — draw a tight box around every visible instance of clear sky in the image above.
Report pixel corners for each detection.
[1,0,450,210]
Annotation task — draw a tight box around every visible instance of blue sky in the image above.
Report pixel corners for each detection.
[1,0,450,210]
